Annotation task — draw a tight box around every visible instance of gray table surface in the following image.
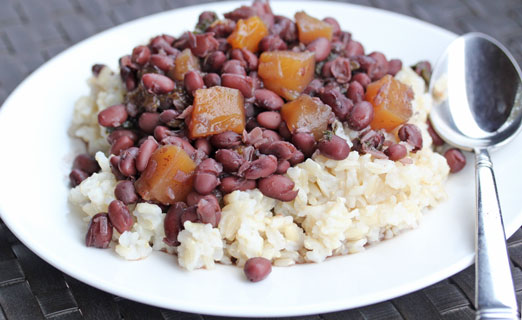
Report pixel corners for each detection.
[1,0,522,319]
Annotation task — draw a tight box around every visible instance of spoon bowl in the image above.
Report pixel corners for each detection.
[429,32,522,320]
[430,33,522,151]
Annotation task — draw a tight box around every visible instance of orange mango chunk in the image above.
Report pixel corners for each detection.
[189,86,245,139]
[173,48,200,81]
[295,11,333,45]
[280,94,332,140]
[227,16,268,52]
[258,50,315,101]
[135,145,196,205]
[365,75,414,131]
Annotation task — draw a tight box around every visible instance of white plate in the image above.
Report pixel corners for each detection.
[0,1,521,317]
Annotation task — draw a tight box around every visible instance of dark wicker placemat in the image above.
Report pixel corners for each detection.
[1,0,522,319]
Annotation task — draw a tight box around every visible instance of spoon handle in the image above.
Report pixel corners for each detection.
[475,148,519,320]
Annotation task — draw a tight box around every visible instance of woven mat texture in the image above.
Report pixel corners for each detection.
[1,0,522,319]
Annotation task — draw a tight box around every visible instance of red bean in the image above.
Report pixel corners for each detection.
[323,17,341,35]
[385,143,407,161]
[207,19,236,38]
[355,55,375,74]
[131,45,151,65]
[427,120,445,146]
[188,32,219,58]
[108,129,138,145]
[246,118,260,131]
[154,125,171,141]
[184,70,205,95]
[303,78,323,96]
[231,48,258,71]
[142,73,175,94]
[195,196,221,228]
[114,180,138,205]
[161,136,196,156]
[120,64,137,91]
[224,5,255,21]
[186,191,214,206]
[195,138,212,155]
[219,176,256,194]
[387,59,402,76]
[444,148,466,173]
[118,147,139,177]
[109,156,125,180]
[367,52,388,81]
[70,169,88,187]
[85,213,113,249]
[321,60,334,78]
[119,55,137,70]
[272,15,297,42]
[221,73,254,98]
[347,81,364,103]
[110,135,134,156]
[158,109,179,126]
[352,73,371,89]
[193,158,222,195]
[198,11,217,25]
[210,131,242,149]
[150,36,178,55]
[150,54,175,72]
[278,121,292,140]
[164,202,185,246]
[318,86,353,119]
[215,149,244,172]
[398,124,423,152]
[257,111,282,130]
[180,206,199,228]
[136,137,158,172]
[258,174,298,201]
[307,37,331,62]
[263,141,297,161]
[255,89,284,111]
[276,160,290,174]
[222,59,246,76]
[98,104,128,128]
[161,34,175,44]
[91,64,105,76]
[250,71,262,90]
[330,57,352,83]
[203,51,226,72]
[194,173,219,195]
[347,101,374,131]
[203,73,221,87]
[289,150,305,166]
[73,154,100,175]
[261,129,281,144]
[243,102,255,119]
[108,200,134,234]
[318,134,350,160]
[138,112,160,134]
[244,257,272,282]
[107,129,138,144]
[199,158,223,175]
[345,40,364,57]
[244,155,278,180]
[259,35,287,52]
[292,132,316,157]
[124,76,137,93]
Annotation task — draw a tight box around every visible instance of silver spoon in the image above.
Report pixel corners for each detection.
[429,32,522,320]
